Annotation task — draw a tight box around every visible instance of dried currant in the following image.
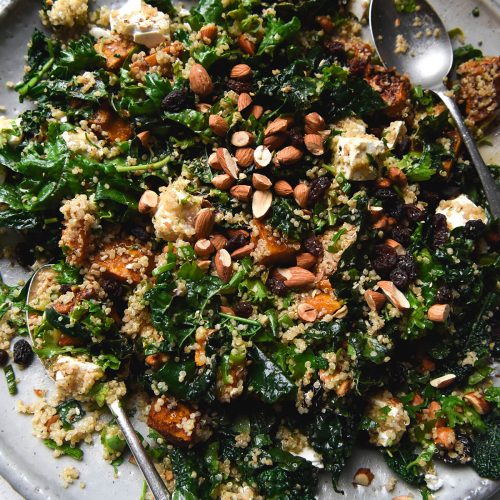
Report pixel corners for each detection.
[13,339,33,366]
[100,277,124,301]
[161,88,191,112]
[59,284,72,294]
[304,236,324,258]
[233,302,253,318]
[438,433,473,465]
[266,277,288,297]
[324,39,346,59]
[374,188,398,202]
[385,202,404,220]
[0,349,8,367]
[288,127,305,149]
[435,285,453,304]
[130,226,150,242]
[432,213,449,247]
[395,254,417,281]
[227,78,254,94]
[464,219,486,239]
[371,244,398,276]
[420,191,440,209]
[390,268,409,290]
[391,225,411,247]
[348,57,367,76]
[225,233,250,253]
[404,204,425,223]
[308,177,331,207]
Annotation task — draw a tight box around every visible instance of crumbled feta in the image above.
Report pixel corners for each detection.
[436,194,487,230]
[110,0,170,48]
[52,356,104,397]
[153,178,203,241]
[383,121,407,149]
[289,446,324,469]
[425,472,444,492]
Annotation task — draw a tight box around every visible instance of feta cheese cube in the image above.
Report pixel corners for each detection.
[52,356,104,397]
[383,120,407,149]
[436,194,487,230]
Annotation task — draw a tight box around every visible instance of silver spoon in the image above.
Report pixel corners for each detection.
[370,0,500,219]
[26,265,169,500]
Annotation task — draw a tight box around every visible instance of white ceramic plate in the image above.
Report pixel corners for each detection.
[0,1,499,498]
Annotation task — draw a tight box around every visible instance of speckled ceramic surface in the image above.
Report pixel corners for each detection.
[0,1,499,498]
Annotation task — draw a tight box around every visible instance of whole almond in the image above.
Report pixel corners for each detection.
[464,392,490,415]
[231,243,255,260]
[364,290,386,311]
[209,114,228,137]
[194,239,214,258]
[276,146,303,165]
[297,303,318,323]
[252,173,272,191]
[212,173,235,190]
[279,266,316,288]
[231,131,254,148]
[230,184,253,202]
[216,147,239,179]
[215,249,233,283]
[230,63,252,80]
[237,93,252,112]
[304,112,326,134]
[199,24,218,43]
[265,117,288,136]
[197,259,212,272]
[294,183,310,208]
[427,303,450,322]
[263,133,287,151]
[189,63,213,96]
[208,152,222,170]
[304,134,324,156]
[252,190,273,219]
[138,190,158,215]
[194,208,215,239]
[430,373,456,389]
[254,145,273,168]
[274,180,293,197]
[210,233,228,251]
[251,105,264,120]
[238,34,255,55]
[227,229,250,239]
[137,130,150,147]
[296,252,316,269]
[377,281,410,311]
[235,147,254,167]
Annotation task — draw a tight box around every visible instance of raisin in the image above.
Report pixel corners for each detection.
[348,57,367,76]
[404,204,425,223]
[385,202,404,219]
[161,89,191,112]
[464,219,486,239]
[288,127,304,149]
[130,226,150,242]
[59,284,72,294]
[15,241,35,268]
[308,177,331,207]
[100,277,124,301]
[391,225,411,247]
[390,268,409,289]
[304,236,324,258]
[324,39,346,59]
[396,254,417,281]
[13,339,33,366]
[371,244,398,276]
[438,433,473,465]
[233,302,253,318]
[227,79,254,94]
[420,191,440,208]
[436,285,453,304]
[0,349,8,367]
[374,188,397,202]
[225,234,250,253]
[432,213,449,247]
[266,277,288,297]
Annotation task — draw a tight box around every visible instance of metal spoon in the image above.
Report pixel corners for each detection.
[26,265,169,500]
[370,0,500,219]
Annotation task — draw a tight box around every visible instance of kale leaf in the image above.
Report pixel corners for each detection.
[473,411,500,479]
[257,16,301,56]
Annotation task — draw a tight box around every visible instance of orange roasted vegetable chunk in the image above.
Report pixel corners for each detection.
[91,108,133,142]
[251,220,297,266]
[95,37,135,71]
[305,293,341,317]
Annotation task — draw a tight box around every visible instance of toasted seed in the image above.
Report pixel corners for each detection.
[211,174,235,190]
[189,63,213,96]
[296,252,317,269]
[238,34,255,55]
[138,190,158,215]
[364,290,386,311]
[230,184,253,202]
[194,239,215,258]
[276,145,303,165]
[199,24,218,43]
[216,147,239,179]
[279,266,316,288]
[265,118,288,136]
[297,303,318,322]
[235,147,254,167]
[215,249,233,282]
[274,180,293,197]
[304,112,326,134]
[377,280,410,310]
[254,145,273,168]
[231,131,254,147]
[252,190,273,219]
[430,373,456,389]
[209,114,228,136]
[194,208,215,239]
[230,63,252,80]
[252,173,272,191]
[237,92,252,112]
[304,134,324,155]
[427,303,450,322]
[251,105,264,119]
[231,243,255,259]
[294,183,310,208]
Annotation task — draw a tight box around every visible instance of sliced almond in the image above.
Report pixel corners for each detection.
[279,266,316,288]
[304,112,326,134]
[430,373,456,389]
[209,114,228,137]
[194,239,214,258]
[238,34,255,55]
[385,238,405,255]
[252,173,272,191]
[274,180,293,197]
[254,145,273,168]
[220,305,235,315]
[294,183,310,209]
[251,105,264,120]
[377,281,410,311]
[196,103,212,113]
[197,259,212,272]
[137,130,150,147]
[263,133,287,151]
[210,234,228,251]
[233,148,253,169]
[237,93,252,112]
[211,173,235,190]
[276,146,303,165]
[194,208,215,239]
[332,304,348,319]
[297,303,318,322]
[296,252,316,269]
[230,184,253,202]
[208,152,222,170]
[231,131,254,148]
[199,24,218,43]
[304,134,324,156]
[427,304,450,322]
[216,147,239,179]
[189,63,213,96]
[227,228,249,239]
[138,190,158,215]
[230,63,252,80]
[252,190,273,219]
[364,290,386,311]
[231,243,255,260]
[215,249,233,283]
[464,392,490,415]
[352,468,374,487]
[368,205,384,220]
[264,118,288,136]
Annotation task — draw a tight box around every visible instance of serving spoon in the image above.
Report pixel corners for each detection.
[26,265,170,500]
[370,0,500,219]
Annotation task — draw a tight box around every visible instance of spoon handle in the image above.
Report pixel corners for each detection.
[109,399,170,500]
[434,87,500,220]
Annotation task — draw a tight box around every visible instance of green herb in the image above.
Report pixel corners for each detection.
[453,44,483,69]
[56,400,85,429]
[43,439,83,460]
[3,365,17,395]
[394,0,417,13]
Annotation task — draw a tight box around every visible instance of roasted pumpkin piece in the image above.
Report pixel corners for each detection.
[95,37,135,71]
[90,108,133,142]
[305,293,341,317]
[251,220,298,266]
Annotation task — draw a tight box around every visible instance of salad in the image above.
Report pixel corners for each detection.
[0,0,499,497]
